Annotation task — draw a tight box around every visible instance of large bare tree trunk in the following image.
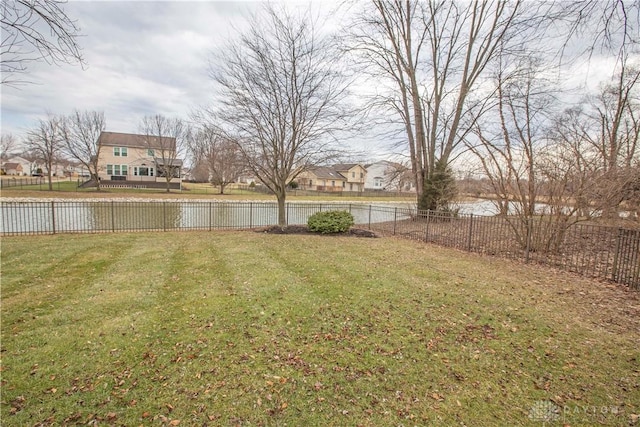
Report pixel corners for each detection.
[349,0,531,211]
[205,4,348,227]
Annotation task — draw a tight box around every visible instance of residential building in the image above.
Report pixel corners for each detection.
[296,166,346,191]
[3,156,35,176]
[1,162,23,175]
[365,161,415,192]
[333,164,366,192]
[96,131,183,189]
[296,163,366,192]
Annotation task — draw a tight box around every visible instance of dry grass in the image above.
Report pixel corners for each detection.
[1,231,639,426]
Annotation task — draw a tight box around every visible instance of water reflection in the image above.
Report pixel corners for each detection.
[1,200,484,235]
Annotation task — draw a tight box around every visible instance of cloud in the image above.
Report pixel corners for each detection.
[1,1,257,137]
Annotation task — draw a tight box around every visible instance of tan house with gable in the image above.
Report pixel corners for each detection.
[96,131,183,189]
[296,163,366,192]
[333,164,366,192]
[2,162,23,175]
[296,166,346,191]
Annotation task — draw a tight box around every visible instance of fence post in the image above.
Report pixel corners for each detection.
[51,201,56,234]
[163,202,167,232]
[424,210,430,242]
[524,217,533,263]
[611,227,624,282]
[286,203,290,226]
[209,202,213,231]
[111,200,115,232]
[368,205,372,230]
[249,202,253,229]
[393,207,398,235]
[467,214,474,252]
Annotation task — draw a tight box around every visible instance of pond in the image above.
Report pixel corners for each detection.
[0,201,419,235]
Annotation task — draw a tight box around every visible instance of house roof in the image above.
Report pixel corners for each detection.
[3,162,21,170]
[333,163,362,171]
[154,157,183,167]
[98,131,176,150]
[306,166,346,180]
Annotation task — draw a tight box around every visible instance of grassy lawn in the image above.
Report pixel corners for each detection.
[0,182,417,202]
[1,232,638,426]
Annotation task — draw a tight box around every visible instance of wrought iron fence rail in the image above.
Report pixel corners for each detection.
[1,201,638,289]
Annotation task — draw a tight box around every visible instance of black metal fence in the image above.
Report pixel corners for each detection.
[0,177,45,188]
[1,201,638,289]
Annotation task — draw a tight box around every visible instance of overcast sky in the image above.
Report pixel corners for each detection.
[1,1,263,136]
[0,0,630,163]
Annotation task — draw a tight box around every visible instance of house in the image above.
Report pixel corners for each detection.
[3,156,34,176]
[296,166,346,191]
[365,161,415,193]
[333,164,366,192]
[96,131,183,189]
[296,164,366,192]
[2,162,23,175]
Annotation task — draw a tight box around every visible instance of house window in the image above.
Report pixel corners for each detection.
[134,166,154,176]
[350,183,353,191]
[107,164,128,176]
[374,177,383,188]
[309,179,313,186]
[352,172,355,178]
[360,172,364,178]
[147,149,154,157]
[113,147,128,157]
[331,180,335,187]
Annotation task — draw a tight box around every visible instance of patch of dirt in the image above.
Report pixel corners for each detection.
[257,225,378,238]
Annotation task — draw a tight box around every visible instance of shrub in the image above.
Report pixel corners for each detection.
[307,210,355,234]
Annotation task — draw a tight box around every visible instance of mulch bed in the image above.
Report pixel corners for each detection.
[257,225,378,238]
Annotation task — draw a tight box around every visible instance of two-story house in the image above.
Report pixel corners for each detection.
[296,166,347,192]
[295,164,367,192]
[333,164,366,192]
[365,160,415,192]
[96,131,183,189]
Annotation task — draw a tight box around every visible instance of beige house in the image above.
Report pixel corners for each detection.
[96,131,183,189]
[333,164,366,192]
[296,163,366,192]
[2,162,23,175]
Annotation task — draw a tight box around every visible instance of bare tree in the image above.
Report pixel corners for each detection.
[1,0,84,85]
[384,160,413,192]
[24,114,63,190]
[347,0,549,211]
[551,67,640,220]
[60,110,105,190]
[208,4,348,225]
[1,133,18,160]
[190,126,244,194]
[139,115,187,193]
[466,55,590,251]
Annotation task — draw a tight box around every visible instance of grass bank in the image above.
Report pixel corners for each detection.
[1,232,638,426]
[0,182,416,202]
